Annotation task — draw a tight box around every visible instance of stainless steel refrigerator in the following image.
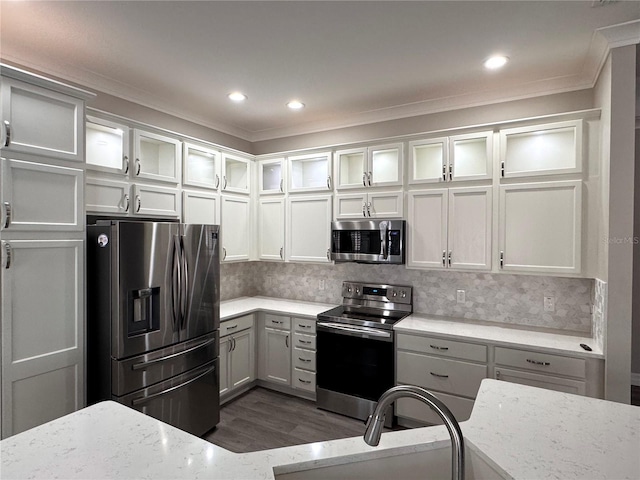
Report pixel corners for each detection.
[86,220,220,436]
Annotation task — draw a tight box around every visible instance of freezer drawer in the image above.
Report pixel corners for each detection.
[112,331,219,396]
[116,359,219,437]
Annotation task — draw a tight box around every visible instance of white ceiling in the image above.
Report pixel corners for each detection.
[1,1,638,141]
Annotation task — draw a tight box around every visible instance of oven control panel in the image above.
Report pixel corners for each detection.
[342,282,412,305]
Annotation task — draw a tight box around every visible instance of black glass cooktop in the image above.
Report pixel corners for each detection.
[317,306,409,330]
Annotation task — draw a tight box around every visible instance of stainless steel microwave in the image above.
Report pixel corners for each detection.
[330,220,405,264]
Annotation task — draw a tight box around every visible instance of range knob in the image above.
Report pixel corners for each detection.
[347,287,352,293]
[356,288,360,294]
[392,291,397,297]
[401,291,406,298]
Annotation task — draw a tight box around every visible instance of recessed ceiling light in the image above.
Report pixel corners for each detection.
[483,55,509,70]
[287,100,305,110]
[228,92,247,102]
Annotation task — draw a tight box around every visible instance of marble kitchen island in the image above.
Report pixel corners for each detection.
[1,380,638,480]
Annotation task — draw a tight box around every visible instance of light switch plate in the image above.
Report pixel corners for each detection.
[456,289,465,304]
[544,296,555,312]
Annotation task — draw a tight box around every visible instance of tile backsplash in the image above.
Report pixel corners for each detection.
[592,278,608,352]
[222,262,594,333]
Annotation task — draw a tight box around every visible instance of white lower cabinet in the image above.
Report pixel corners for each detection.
[286,195,332,263]
[220,315,255,399]
[259,314,291,385]
[1,239,85,437]
[291,317,316,393]
[499,180,581,274]
[182,190,218,224]
[221,194,251,262]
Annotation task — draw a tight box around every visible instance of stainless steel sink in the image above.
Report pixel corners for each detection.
[273,444,507,480]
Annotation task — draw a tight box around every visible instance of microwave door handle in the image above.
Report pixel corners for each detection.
[380,222,389,259]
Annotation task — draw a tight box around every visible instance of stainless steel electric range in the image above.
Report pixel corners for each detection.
[316,281,413,423]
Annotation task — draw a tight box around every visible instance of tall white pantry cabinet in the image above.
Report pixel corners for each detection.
[0,65,94,438]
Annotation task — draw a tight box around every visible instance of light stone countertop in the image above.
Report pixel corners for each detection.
[221,296,602,358]
[1,380,638,479]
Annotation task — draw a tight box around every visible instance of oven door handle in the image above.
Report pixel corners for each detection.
[317,322,392,341]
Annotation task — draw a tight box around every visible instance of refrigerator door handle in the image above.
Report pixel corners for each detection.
[179,236,189,330]
[171,236,181,330]
[131,363,216,406]
[131,336,217,370]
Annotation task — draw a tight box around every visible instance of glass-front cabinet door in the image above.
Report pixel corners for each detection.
[259,158,285,195]
[288,152,332,193]
[183,142,220,190]
[133,129,181,184]
[449,131,493,182]
[368,143,403,187]
[335,148,367,190]
[86,116,129,174]
[222,153,251,194]
[408,137,448,184]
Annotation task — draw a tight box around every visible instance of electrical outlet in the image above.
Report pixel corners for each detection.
[319,279,325,290]
[456,289,465,304]
[543,296,555,312]
[266,275,274,287]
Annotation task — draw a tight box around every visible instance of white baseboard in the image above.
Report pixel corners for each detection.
[631,372,640,387]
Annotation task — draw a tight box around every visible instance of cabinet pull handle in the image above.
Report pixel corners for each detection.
[367,202,372,217]
[327,176,332,190]
[228,338,233,353]
[300,324,311,329]
[368,172,372,186]
[3,121,11,147]
[136,195,141,212]
[227,324,238,330]
[442,250,446,267]
[526,359,550,366]
[496,370,501,380]
[298,378,311,384]
[285,335,289,348]
[272,320,283,324]
[135,158,141,176]
[123,194,130,212]
[362,173,367,187]
[362,203,366,217]
[327,248,330,261]
[280,178,284,193]
[280,246,284,259]
[223,175,227,190]
[501,161,505,178]
[298,357,311,362]
[430,345,449,351]
[3,202,11,229]
[222,247,227,260]
[442,164,447,182]
[4,242,11,269]
[430,372,449,379]
[499,251,504,269]
[448,251,452,267]
[215,174,220,189]
[299,340,312,345]
[123,156,129,174]
[448,164,453,181]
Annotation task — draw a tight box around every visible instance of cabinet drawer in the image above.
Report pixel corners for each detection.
[396,391,474,425]
[264,314,290,330]
[397,351,486,398]
[292,368,316,392]
[293,332,316,350]
[293,347,316,371]
[397,334,486,363]
[495,368,586,396]
[495,347,585,378]
[221,314,253,337]
[293,317,316,334]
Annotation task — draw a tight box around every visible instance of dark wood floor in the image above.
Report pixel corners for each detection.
[204,387,399,453]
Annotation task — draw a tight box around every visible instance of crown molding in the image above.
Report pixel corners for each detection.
[596,19,640,49]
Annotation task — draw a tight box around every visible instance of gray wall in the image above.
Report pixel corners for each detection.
[633,44,640,378]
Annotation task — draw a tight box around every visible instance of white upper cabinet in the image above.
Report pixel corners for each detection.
[133,129,181,184]
[183,143,220,190]
[222,153,251,194]
[132,183,180,218]
[288,152,332,193]
[259,157,285,195]
[408,187,491,270]
[286,195,332,263]
[335,191,404,219]
[85,116,129,174]
[335,143,403,190]
[1,77,85,162]
[499,180,582,274]
[499,120,583,178]
[258,197,285,261]
[85,176,130,215]
[408,137,448,184]
[409,132,492,184]
[221,194,251,262]
[449,131,493,182]
[182,190,218,225]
